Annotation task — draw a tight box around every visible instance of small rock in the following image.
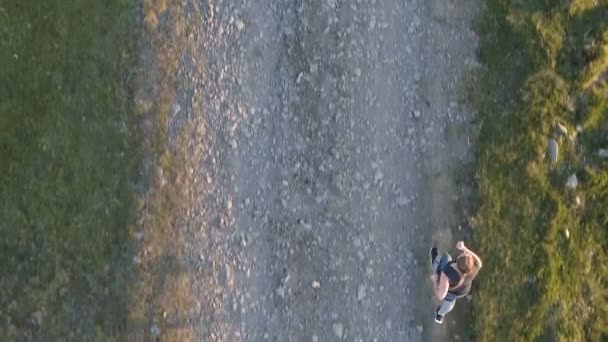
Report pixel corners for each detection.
[235,19,245,31]
[576,124,583,133]
[396,196,410,207]
[354,68,362,78]
[369,18,376,31]
[311,280,321,288]
[31,311,42,326]
[574,196,581,207]
[416,324,423,333]
[566,173,578,190]
[312,336,319,342]
[375,170,383,182]
[408,23,415,34]
[598,148,608,159]
[171,103,181,116]
[385,319,392,329]
[564,228,570,239]
[333,323,344,338]
[276,286,285,298]
[556,122,568,137]
[548,138,558,164]
[357,284,367,301]
[150,323,160,338]
[310,62,318,74]
[412,110,421,119]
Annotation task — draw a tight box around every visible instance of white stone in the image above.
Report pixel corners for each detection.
[548,138,558,164]
[396,196,410,207]
[235,19,245,31]
[171,103,181,116]
[333,323,344,338]
[566,173,578,190]
[357,284,366,301]
[556,122,568,136]
[150,323,160,338]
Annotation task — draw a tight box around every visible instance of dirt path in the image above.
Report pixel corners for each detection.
[133,0,478,340]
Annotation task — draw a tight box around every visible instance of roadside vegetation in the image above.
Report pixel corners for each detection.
[0,1,140,339]
[469,0,608,340]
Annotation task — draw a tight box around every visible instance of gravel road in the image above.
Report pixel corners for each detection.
[133,0,479,340]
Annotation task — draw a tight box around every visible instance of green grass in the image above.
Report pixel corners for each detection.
[469,0,608,341]
[0,1,140,340]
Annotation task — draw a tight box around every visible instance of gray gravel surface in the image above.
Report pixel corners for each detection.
[137,0,479,340]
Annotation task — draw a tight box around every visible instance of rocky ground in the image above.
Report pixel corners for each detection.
[132,0,479,340]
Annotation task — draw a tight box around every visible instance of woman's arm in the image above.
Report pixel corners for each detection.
[456,241,483,269]
[433,273,449,300]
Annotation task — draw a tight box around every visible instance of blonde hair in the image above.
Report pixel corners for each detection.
[456,255,475,274]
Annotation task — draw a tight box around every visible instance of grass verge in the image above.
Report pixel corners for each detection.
[0,1,140,339]
[469,0,608,340]
[125,1,200,340]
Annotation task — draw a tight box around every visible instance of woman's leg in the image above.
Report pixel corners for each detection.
[437,299,456,316]
[432,255,441,271]
[432,253,452,274]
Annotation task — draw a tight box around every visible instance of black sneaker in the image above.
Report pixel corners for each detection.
[434,310,444,324]
[429,246,438,265]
